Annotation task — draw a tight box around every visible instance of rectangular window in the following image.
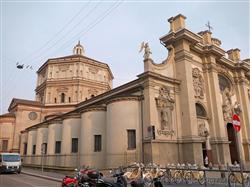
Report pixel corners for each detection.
[42,143,47,155]
[94,135,102,152]
[2,140,8,151]
[127,130,136,150]
[71,138,78,153]
[55,141,61,154]
[23,143,27,155]
[32,145,36,155]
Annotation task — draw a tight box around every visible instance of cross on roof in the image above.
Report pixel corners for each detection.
[205,21,213,32]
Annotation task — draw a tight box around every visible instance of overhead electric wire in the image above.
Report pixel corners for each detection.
[19,1,91,63]
[22,1,101,65]
[3,1,123,106]
[31,0,123,64]
[2,2,93,98]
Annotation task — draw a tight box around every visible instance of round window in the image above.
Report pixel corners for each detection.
[29,112,38,120]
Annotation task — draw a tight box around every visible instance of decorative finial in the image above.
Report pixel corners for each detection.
[205,21,213,32]
[73,41,85,55]
[139,41,152,60]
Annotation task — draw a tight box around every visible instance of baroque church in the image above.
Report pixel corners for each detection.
[0,14,250,169]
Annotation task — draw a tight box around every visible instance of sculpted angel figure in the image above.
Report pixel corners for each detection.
[139,42,152,60]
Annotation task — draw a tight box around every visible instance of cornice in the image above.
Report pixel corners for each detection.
[37,55,114,79]
[106,96,140,105]
[61,112,81,120]
[78,105,106,113]
[203,45,225,57]
[174,49,193,62]
[137,71,181,85]
[160,28,202,46]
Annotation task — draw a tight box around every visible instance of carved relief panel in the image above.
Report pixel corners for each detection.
[192,68,205,99]
[155,87,175,137]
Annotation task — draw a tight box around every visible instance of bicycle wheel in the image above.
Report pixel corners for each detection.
[198,175,205,185]
[184,171,192,184]
[144,176,153,187]
[228,173,237,187]
[243,176,250,187]
[173,171,182,184]
[163,173,174,184]
[198,172,205,185]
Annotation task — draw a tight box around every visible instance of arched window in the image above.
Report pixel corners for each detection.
[218,74,231,91]
[195,103,207,118]
[61,93,65,103]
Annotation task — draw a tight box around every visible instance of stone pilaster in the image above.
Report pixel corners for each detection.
[174,40,203,164]
[234,72,250,162]
[203,57,231,164]
[27,130,37,155]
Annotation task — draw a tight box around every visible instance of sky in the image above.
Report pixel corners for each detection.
[0,0,249,114]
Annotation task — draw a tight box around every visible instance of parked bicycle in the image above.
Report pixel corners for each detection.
[184,164,205,185]
[228,168,250,187]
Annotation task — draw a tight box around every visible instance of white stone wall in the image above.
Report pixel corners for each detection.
[80,110,106,168]
[0,122,14,151]
[106,99,141,167]
[61,117,81,167]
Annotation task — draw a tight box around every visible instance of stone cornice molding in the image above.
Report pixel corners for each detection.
[160,28,202,47]
[176,137,204,143]
[36,78,111,93]
[174,49,193,62]
[106,96,140,105]
[210,137,230,144]
[78,105,106,113]
[203,45,225,57]
[38,55,114,79]
[137,71,181,85]
[61,112,81,120]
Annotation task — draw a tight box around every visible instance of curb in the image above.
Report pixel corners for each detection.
[21,171,62,182]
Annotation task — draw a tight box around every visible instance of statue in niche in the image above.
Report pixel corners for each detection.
[198,122,209,137]
[156,87,175,130]
[233,101,241,115]
[222,87,233,122]
[139,42,152,60]
[192,68,205,99]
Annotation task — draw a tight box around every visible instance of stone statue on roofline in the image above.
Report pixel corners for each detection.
[139,42,152,60]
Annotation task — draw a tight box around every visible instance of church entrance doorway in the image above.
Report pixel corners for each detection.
[227,123,239,163]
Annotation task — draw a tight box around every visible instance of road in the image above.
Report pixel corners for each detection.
[0,173,60,187]
[0,173,241,187]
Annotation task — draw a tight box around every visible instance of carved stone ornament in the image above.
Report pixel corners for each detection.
[233,101,242,115]
[198,122,209,137]
[139,41,152,60]
[157,129,175,137]
[58,64,70,71]
[57,87,69,92]
[192,68,205,99]
[88,66,98,74]
[155,87,175,131]
[222,88,233,122]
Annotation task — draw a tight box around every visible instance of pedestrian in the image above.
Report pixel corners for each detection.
[204,156,209,167]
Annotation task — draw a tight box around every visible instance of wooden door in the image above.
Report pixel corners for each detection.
[227,123,239,163]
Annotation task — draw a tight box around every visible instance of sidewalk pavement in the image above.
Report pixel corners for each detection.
[21,167,68,182]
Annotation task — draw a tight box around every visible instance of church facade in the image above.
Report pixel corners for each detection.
[1,14,250,169]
